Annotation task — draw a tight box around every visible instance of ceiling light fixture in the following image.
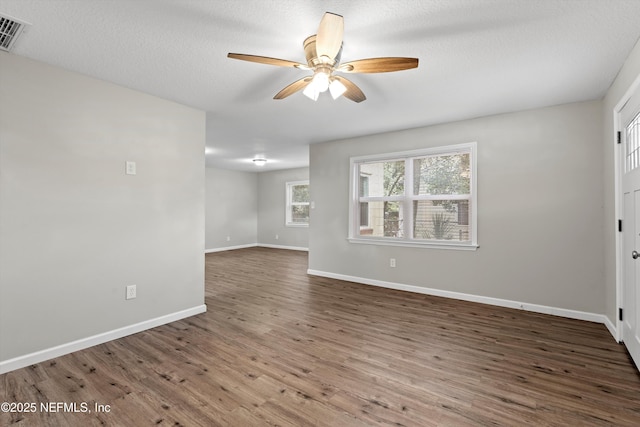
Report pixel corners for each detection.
[253,158,267,166]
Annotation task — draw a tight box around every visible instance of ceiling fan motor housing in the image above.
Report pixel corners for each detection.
[304,35,342,68]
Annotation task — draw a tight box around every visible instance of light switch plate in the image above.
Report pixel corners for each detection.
[125,161,136,175]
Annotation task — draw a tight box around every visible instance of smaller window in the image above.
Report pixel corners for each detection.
[286,181,310,227]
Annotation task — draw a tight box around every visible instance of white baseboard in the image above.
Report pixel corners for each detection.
[307,269,613,333]
[258,244,309,252]
[205,243,257,253]
[603,316,619,342]
[0,304,207,375]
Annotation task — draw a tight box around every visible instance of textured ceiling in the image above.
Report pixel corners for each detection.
[2,0,640,171]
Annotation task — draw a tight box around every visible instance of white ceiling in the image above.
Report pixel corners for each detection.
[2,0,640,171]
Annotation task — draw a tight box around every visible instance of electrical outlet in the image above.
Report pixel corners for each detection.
[390,258,396,268]
[275,234,279,240]
[226,236,231,242]
[126,285,137,300]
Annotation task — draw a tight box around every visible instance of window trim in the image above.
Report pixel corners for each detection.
[348,142,478,250]
[285,180,310,227]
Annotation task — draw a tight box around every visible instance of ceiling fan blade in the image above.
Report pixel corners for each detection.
[333,76,366,103]
[316,12,343,63]
[227,53,307,69]
[274,77,313,99]
[338,57,419,73]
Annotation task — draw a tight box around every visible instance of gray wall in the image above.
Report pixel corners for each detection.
[309,101,604,314]
[0,53,205,362]
[205,167,258,250]
[602,39,640,325]
[205,167,310,251]
[258,167,309,250]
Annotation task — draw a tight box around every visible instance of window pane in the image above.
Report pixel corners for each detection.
[291,205,309,223]
[292,184,309,203]
[413,153,470,195]
[359,161,404,197]
[457,200,469,225]
[359,201,404,237]
[413,200,470,241]
[359,175,369,196]
[625,111,640,173]
[360,202,369,227]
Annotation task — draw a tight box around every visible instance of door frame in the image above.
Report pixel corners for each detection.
[614,72,640,343]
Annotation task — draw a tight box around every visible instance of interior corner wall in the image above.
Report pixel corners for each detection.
[309,100,605,314]
[257,167,309,250]
[205,167,258,251]
[602,38,640,326]
[0,53,205,363]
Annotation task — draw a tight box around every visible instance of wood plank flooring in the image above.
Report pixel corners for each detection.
[2,247,640,426]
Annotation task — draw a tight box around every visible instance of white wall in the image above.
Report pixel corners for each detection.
[309,101,604,315]
[205,167,257,251]
[258,167,309,250]
[0,53,205,367]
[602,39,640,326]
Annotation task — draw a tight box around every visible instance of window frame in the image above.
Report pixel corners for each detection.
[348,142,478,250]
[285,180,310,227]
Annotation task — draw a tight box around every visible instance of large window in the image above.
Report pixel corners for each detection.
[349,143,477,249]
[286,181,310,227]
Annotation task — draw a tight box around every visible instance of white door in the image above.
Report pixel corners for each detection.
[621,86,640,370]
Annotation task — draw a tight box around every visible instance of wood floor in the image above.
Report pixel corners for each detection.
[2,247,640,426]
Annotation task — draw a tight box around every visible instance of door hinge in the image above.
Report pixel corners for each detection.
[619,308,623,321]
[617,131,622,144]
[618,219,623,232]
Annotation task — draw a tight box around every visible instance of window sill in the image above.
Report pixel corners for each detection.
[286,223,309,228]
[348,237,479,251]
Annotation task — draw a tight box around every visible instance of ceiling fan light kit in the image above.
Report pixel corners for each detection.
[302,82,320,101]
[228,12,418,103]
[328,79,347,99]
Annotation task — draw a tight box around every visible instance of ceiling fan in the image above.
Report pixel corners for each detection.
[227,12,419,103]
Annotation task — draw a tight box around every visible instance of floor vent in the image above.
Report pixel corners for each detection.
[0,13,30,52]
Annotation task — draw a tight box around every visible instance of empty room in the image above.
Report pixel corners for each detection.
[2,1,640,425]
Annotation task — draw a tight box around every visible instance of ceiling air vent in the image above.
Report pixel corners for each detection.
[0,13,30,52]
